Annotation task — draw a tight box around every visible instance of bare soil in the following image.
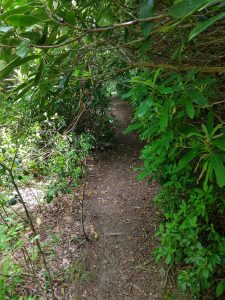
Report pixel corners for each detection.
[71,98,164,299]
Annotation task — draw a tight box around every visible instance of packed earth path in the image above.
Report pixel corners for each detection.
[74,97,164,300]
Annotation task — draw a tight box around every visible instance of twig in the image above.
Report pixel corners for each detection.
[207,99,225,107]
[0,210,9,227]
[164,265,172,288]
[80,158,89,242]
[117,61,225,74]
[57,14,167,33]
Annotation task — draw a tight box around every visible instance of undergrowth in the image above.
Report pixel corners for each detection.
[0,75,113,297]
[125,69,225,299]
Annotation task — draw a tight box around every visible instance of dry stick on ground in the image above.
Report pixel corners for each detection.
[0,200,9,217]
[21,247,47,298]
[0,210,9,227]
[80,157,89,242]
[163,265,172,288]
[21,247,38,278]
[20,247,46,296]
[0,163,57,300]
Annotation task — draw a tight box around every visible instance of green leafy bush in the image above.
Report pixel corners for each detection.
[125,69,225,298]
[43,132,93,201]
[0,113,94,198]
[0,222,23,299]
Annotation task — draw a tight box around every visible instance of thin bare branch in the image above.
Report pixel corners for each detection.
[118,61,225,74]
[57,14,167,33]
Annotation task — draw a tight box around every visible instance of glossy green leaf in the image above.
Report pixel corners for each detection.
[6,15,42,27]
[16,39,30,58]
[189,91,208,106]
[211,154,225,187]
[0,55,40,80]
[177,150,199,171]
[13,77,35,93]
[216,280,225,297]
[20,31,41,43]
[2,0,14,10]
[122,90,133,99]
[166,253,172,264]
[160,105,168,130]
[59,71,73,89]
[34,60,44,85]
[47,0,54,8]
[189,12,225,40]
[212,136,225,151]
[169,0,212,19]
[137,99,151,117]
[0,6,32,20]
[97,10,116,27]
[137,170,149,180]
[211,123,222,137]
[32,7,49,20]
[185,99,195,119]
[139,0,154,36]
[13,82,35,101]
[140,36,152,53]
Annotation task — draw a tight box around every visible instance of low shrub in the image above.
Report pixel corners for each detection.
[125,69,225,298]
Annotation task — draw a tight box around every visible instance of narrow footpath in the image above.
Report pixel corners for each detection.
[75,98,164,299]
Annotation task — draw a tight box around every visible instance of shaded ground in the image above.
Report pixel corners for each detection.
[71,98,164,299]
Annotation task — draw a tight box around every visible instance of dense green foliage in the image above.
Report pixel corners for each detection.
[0,0,225,298]
[125,70,225,298]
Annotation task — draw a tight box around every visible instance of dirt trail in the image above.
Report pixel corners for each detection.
[75,98,163,299]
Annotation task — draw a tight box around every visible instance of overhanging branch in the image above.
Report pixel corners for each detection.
[118,61,225,74]
[58,14,167,33]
